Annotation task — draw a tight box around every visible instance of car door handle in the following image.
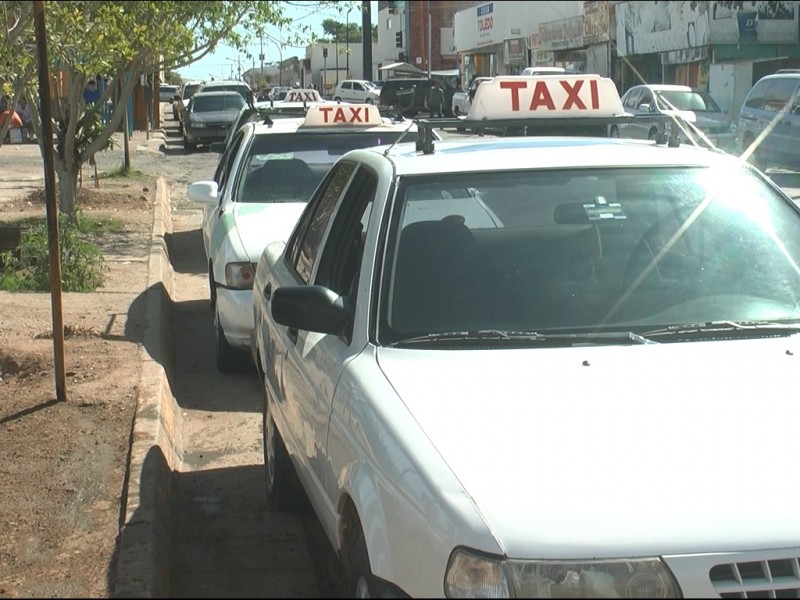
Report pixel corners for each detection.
[263,283,272,300]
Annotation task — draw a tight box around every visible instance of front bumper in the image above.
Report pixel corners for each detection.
[185,124,230,144]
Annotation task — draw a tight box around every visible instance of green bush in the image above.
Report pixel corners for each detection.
[0,213,106,292]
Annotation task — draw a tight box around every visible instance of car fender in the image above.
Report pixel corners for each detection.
[209,211,248,285]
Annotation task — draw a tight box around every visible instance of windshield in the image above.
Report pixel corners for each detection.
[655,90,722,112]
[363,81,378,90]
[191,94,245,112]
[380,167,800,344]
[236,130,417,204]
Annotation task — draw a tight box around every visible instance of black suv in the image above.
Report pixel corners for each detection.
[379,78,456,118]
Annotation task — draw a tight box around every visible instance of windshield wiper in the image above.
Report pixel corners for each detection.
[388,330,656,347]
[642,320,800,339]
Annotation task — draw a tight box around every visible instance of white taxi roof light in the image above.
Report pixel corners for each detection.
[301,103,383,128]
[466,74,625,120]
[282,89,323,103]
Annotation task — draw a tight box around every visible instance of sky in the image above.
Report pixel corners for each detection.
[177,1,378,82]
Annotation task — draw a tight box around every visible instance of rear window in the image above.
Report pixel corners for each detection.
[182,83,202,99]
[204,84,251,100]
[192,94,245,112]
[236,131,417,204]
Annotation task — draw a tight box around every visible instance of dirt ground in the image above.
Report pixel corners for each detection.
[0,176,155,597]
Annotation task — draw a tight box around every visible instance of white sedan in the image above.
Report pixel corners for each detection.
[252,75,800,597]
[187,103,423,372]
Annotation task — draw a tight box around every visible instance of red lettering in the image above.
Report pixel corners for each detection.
[590,79,599,109]
[500,80,527,111]
[529,81,556,111]
[349,107,366,122]
[560,80,586,110]
[319,106,334,122]
[333,107,347,123]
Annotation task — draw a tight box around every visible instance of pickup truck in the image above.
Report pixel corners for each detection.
[450,77,492,117]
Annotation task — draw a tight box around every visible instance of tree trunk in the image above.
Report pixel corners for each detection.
[56,157,80,217]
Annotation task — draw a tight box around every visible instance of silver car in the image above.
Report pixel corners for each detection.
[613,84,738,151]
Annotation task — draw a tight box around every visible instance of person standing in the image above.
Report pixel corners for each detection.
[426,80,445,119]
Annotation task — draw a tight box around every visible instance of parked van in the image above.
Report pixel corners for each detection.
[738,70,800,170]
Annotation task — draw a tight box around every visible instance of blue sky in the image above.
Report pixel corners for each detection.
[178,1,378,81]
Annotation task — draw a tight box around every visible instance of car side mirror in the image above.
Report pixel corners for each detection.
[187,181,219,204]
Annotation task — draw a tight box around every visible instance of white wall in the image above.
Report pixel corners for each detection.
[709,61,754,120]
[454,0,583,52]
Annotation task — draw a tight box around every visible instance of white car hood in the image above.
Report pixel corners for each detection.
[376,337,800,558]
[232,202,306,262]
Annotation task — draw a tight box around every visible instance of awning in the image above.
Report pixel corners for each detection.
[431,69,460,77]
[378,62,426,76]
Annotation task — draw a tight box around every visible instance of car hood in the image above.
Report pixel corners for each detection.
[189,109,240,123]
[376,337,800,558]
[232,202,306,262]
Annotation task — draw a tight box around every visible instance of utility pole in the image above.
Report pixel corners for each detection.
[346,6,350,78]
[427,0,432,78]
[362,1,372,81]
[259,34,265,89]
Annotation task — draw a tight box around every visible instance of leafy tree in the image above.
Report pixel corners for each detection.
[318,17,377,44]
[1,0,339,217]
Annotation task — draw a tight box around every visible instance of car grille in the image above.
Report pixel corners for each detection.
[710,557,800,598]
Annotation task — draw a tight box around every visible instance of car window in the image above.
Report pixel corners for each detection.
[763,78,799,112]
[235,130,418,206]
[354,82,364,91]
[638,89,654,107]
[380,166,800,344]
[622,88,641,109]
[289,161,357,284]
[215,129,246,189]
[192,94,245,112]
[182,83,202,100]
[655,90,721,112]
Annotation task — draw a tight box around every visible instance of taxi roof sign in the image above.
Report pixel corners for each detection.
[467,74,625,120]
[301,103,384,128]
[282,88,323,103]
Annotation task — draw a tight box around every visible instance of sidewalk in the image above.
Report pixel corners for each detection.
[0,128,166,204]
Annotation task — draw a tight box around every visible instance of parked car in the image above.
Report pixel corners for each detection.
[739,70,800,170]
[158,84,178,103]
[613,84,738,152]
[182,90,245,152]
[187,103,433,372]
[174,79,204,132]
[333,79,381,104]
[379,77,455,118]
[251,73,800,597]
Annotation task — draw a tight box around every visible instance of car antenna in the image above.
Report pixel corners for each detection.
[383,118,416,157]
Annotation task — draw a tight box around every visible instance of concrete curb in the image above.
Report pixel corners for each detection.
[113,176,179,598]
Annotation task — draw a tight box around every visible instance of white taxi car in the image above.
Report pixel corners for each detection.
[252,74,800,597]
[187,103,424,372]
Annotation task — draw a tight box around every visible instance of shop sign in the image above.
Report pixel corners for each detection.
[583,1,610,45]
[709,1,798,45]
[476,3,494,47]
[539,16,584,51]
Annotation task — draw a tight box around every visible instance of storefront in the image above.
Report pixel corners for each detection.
[615,1,712,93]
[454,1,584,87]
[707,0,800,119]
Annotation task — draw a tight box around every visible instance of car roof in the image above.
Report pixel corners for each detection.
[350,137,741,177]
[250,117,416,136]
[758,71,800,81]
[633,84,694,92]
[193,90,244,97]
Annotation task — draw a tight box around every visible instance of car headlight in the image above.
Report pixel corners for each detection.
[190,121,206,128]
[445,550,681,598]
[225,262,256,289]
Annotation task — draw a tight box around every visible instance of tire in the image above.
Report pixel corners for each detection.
[208,266,216,311]
[184,136,196,152]
[609,125,620,138]
[346,517,377,598]
[262,386,303,511]
[214,304,246,373]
